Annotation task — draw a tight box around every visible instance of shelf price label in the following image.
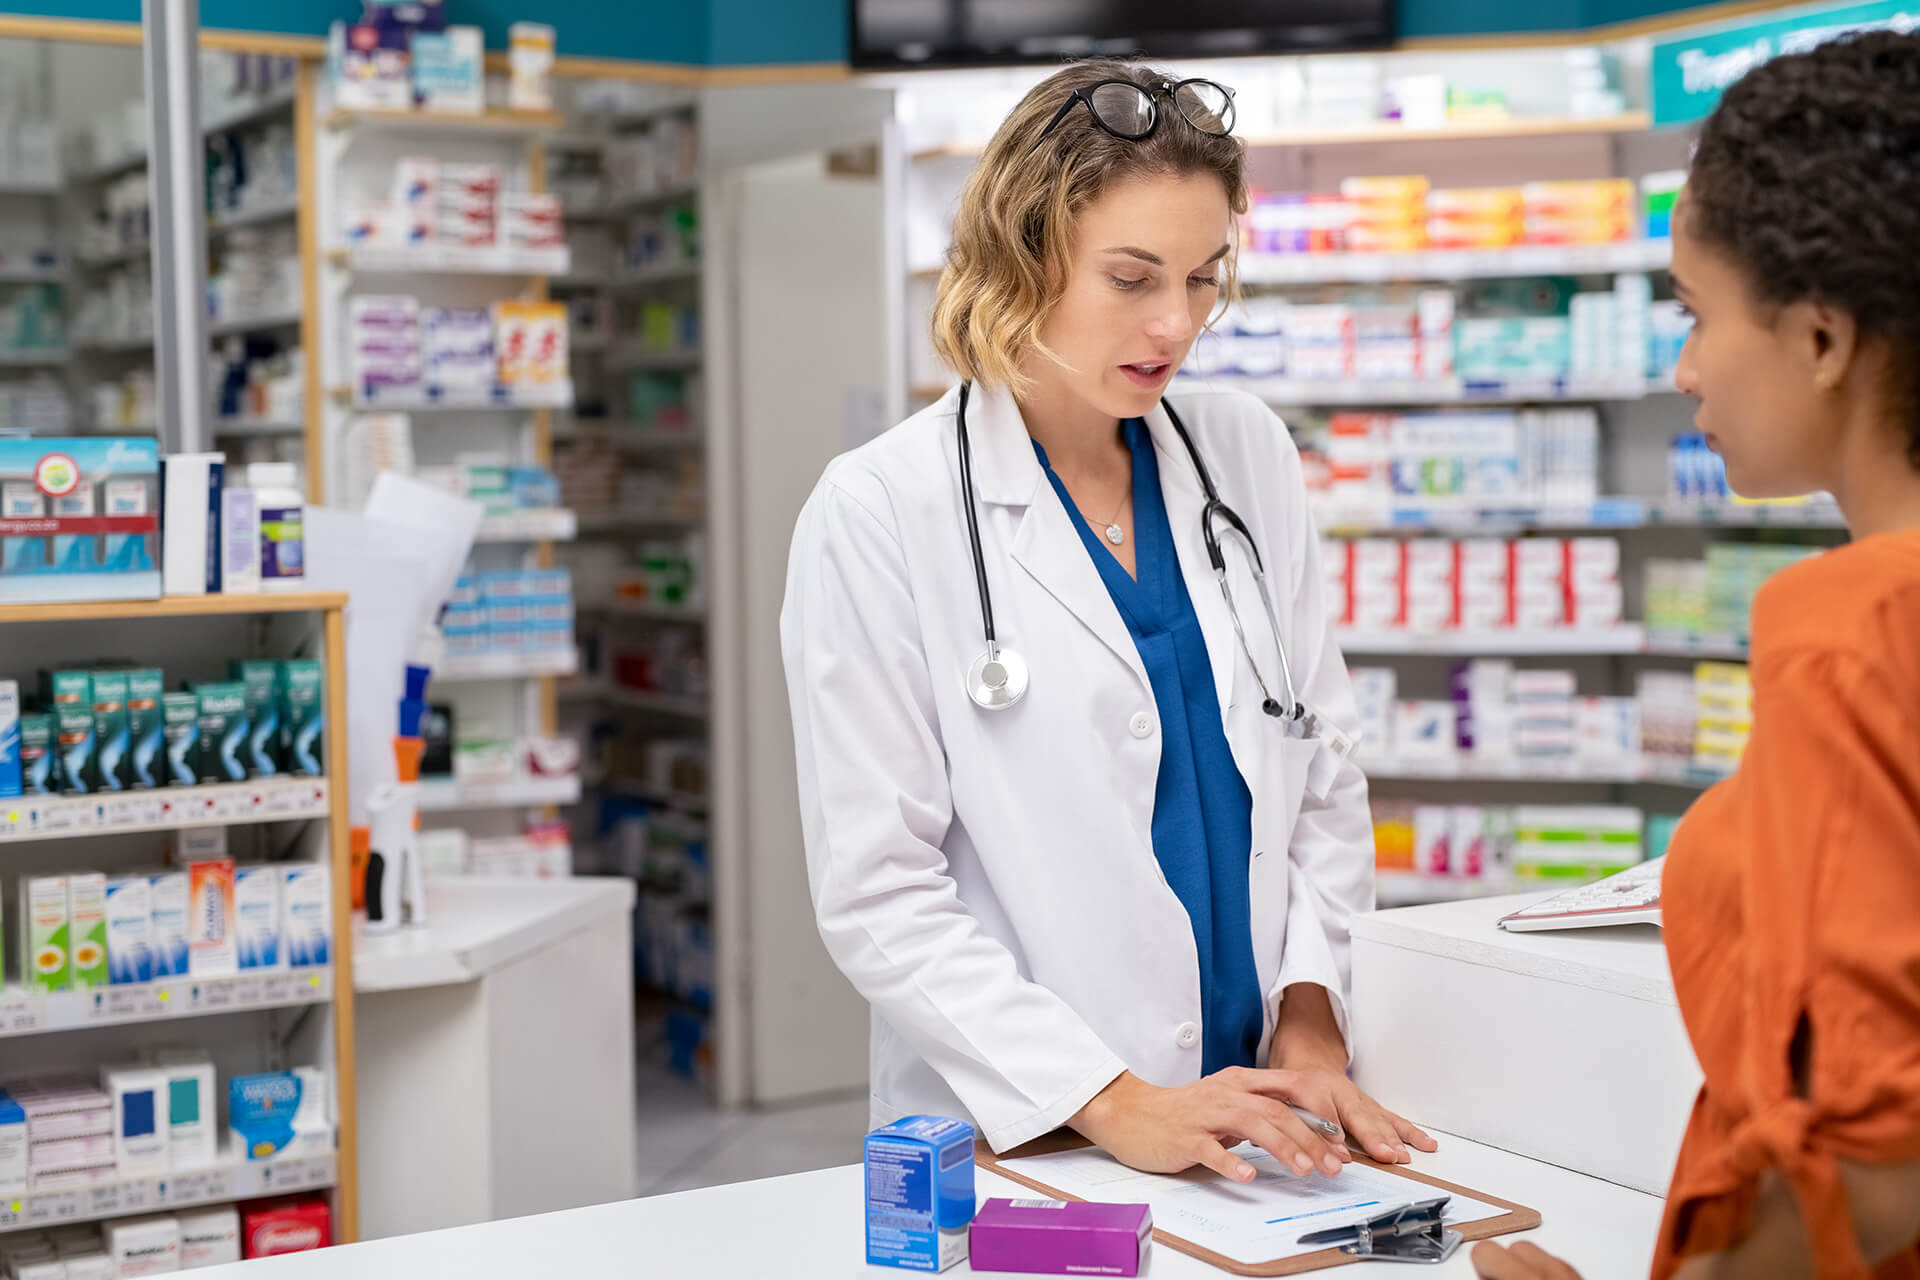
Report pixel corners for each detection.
[36,801,83,834]
[88,1184,125,1217]
[234,976,266,1005]
[27,1190,84,1224]
[0,992,40,1034]
[202,982,236,1011]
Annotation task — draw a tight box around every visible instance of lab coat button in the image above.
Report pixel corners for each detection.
[1129,711,1155,739]
[1175,1022,1200,1049]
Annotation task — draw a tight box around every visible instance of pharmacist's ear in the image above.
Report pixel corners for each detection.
[1782,297,1860,394]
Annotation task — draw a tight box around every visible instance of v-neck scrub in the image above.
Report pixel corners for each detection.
[1033,419,1264,1076]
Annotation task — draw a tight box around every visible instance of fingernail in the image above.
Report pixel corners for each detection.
[1292,1153,1312,1174]
[1321,1154,1341,1176]
[1393,1145,1409,1161]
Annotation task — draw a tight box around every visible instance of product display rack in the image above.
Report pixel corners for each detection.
[310,88,579,841]
[0,591,359,1243]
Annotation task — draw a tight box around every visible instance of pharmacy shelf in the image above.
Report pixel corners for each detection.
[212,416,307,437]
[1377,872,1517,909]
[605,688,708,719]
[0,179,60,197]
[0,347,68,367]
[74,241,150,269]
[474,509,578,542]
[329,245,572,277]
[1187,374,1652,407]
[323,106,565,136]
[0,1153,335,1232]
[0,778,329,843]
[416,775,582,813]
[434,649,581,683]
[1335,625,1647,656]
[1364,757,1715,788]
[913,112,1654,163]
[335,383,575,412]
[0,262,65,283]
[0,968,330,1039]
[574,508,703,533]
[209,307,302,339]
[0,591,345,625]
[602,183,699,215]
[607,778,709,812]
[609,261,701,290]
[587,597,706,623]
[210,196,300,233]
[1311,497,1849,535]
[203,86,299,135]
[1641,631,1750,661]
[1239,239,1671,287]
[72,333,153,354]
[554,421,704,452]
[607,345,701,372]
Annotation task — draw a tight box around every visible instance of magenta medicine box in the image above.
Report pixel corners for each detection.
[969,1197,1154,1276]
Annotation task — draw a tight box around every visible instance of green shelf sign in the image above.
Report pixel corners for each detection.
[1651,0,1920,126]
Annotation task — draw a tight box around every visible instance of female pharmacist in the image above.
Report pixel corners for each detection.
[781,60,1433,1183]
[1475,31,1920,1280]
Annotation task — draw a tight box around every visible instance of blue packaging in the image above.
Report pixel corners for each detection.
[865,1116,975,1273]
[0,679,18,798]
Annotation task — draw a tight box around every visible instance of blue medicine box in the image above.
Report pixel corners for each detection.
[865,1116,975,1272]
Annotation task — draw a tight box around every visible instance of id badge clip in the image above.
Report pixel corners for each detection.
[1301,707,1355,801]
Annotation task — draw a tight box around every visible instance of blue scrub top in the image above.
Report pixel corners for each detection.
[1034,420,1264,1076]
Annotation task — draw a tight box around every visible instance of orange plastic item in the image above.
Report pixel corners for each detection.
[392,736,425,783]
[349,826,371,911]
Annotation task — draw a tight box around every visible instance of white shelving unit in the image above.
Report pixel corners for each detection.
[416,775,583,812]
[0,1154,337,1233]
[434,649,581,683]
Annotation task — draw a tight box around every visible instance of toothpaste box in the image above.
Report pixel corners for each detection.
[865,1116,975,1273]
[20,711,54,793]
[195,682,249,785]
[22,875,69,992]
[105,876,153,985]
[162,692,200,786]
[0,678,18,797]
[229,1067,330,1161]
[282,864,331,968]
[187,858,237,977]
[67,873,109,989]
[89,669,131,792]
[56,704,96,794]
[126,669,164,789]
[148,871,190,978]
[234,865,282,970]
[232,661,281,777]
[969,1198,1154,1278]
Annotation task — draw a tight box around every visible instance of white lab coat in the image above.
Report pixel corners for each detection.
[780,381,1373,1153]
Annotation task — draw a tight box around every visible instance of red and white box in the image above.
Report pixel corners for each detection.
[1404,539,1457,632]
[242,1196,332,1259]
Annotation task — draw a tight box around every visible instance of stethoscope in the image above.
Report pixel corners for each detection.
[955,382,1317,738]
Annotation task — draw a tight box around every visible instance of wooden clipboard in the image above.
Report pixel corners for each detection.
[975,1133,1541,1276]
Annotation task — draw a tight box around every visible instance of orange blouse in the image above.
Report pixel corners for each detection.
[1654,531,1920,1279]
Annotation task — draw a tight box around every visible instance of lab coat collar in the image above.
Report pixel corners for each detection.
[962,381,1047,507]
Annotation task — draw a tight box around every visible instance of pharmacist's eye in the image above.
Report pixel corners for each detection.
[1110,276,1147,292]
[1674,301,1695,321]
[1189,275,1219,290]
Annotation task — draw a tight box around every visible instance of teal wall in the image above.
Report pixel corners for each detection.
[7,0,1745,65]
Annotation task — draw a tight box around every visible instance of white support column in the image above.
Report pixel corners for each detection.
[143,0,210,453]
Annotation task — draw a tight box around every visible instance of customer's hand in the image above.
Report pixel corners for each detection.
[1069,1068,1351,1183]
[1255,1066,1438,1166]
[1472,1241,1584,1279]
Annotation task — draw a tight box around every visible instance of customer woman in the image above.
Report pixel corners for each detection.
[780,59,1433,1181]
[1474,30,1920,1280]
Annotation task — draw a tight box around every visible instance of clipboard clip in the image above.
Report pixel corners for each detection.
[1297,1197,1462,1264]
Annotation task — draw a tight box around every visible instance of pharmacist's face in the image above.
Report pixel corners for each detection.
[1033,171,1232,418]
[1671,196,1828,499]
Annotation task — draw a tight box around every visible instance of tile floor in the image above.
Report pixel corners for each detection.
[633,1059,870,1198]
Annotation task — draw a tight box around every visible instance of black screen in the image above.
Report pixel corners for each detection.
[852,0,1395,69]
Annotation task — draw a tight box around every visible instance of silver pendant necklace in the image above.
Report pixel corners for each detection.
[1100,488,1128,546]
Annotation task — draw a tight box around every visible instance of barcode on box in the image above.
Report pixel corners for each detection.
[1012,1199,1067,1209]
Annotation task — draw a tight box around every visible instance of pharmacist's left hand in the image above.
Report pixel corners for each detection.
[1471,1241,1584,1279]
[1260,1068,1438,1166]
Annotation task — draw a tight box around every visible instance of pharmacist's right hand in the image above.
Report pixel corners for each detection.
[1068,1069,1349,1184]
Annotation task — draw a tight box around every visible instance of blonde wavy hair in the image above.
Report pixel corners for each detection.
[930,59,1249,393]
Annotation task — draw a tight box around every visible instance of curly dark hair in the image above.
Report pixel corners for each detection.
[1685,30,1920,460]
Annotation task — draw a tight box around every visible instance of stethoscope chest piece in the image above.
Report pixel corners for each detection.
[967,645,1029,711]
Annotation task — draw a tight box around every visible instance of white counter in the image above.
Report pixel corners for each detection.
[352,876,639,1239]
[197,1128,1663,1278]
[1350,892,1703,1195]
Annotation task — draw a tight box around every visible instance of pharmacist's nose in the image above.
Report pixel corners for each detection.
[1673,329,1701,398]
